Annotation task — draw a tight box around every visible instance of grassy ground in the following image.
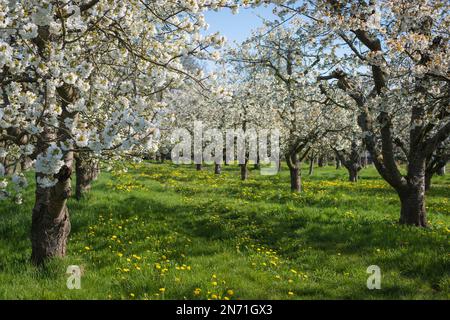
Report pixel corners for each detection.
[0,162,448,300]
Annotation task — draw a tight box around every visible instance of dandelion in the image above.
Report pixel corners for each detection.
[194,288,201,295]
[159,288,166,293]
[227,289,234,296]
[84,246,91,251]
[288,291,294,296]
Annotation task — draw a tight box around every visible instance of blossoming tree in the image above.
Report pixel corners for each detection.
[272,0,449,226]
[0,0,231,264]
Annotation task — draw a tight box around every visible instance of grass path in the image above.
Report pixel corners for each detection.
[0,163,448,299]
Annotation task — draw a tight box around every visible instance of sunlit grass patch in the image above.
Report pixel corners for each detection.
[0,162,448,299]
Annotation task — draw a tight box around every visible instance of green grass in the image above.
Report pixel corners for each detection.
[0,162,449,300]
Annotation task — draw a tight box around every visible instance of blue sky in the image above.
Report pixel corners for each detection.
[203,5,278,45]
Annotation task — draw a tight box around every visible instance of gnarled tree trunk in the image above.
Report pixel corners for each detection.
[308,157,314,176]
[240,163,248,180]
[399,186,427,227]
[31,166,72,265]
[75,153,100,200]
[214,163,221,174]
[398,157,428,227]
[335,158,341,169]
[287,153,301,192]
[334,141,362,183]
[348,167,359,182]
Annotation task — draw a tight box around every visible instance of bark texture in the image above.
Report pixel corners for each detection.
[240,163,248,180]
[334,141,362,183]
[31,166,72,265]
[75,153,100,200]
[287,152,301,192]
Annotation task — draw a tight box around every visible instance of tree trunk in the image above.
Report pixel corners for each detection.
[399,187,427,227]
[31,166,72,265]
[240,163,248,180]
[336,158,341,169]
[318,156,324,167]
[361,152,368,168]
[348,168,358,182]
[308,157,314,176]
[287,152,301,192]
[75,154,99,200]
[437,165,445,176]
[399,160,427,227]
[196,163,202,171]
[289,167,300,192]
[214,163,221,175]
